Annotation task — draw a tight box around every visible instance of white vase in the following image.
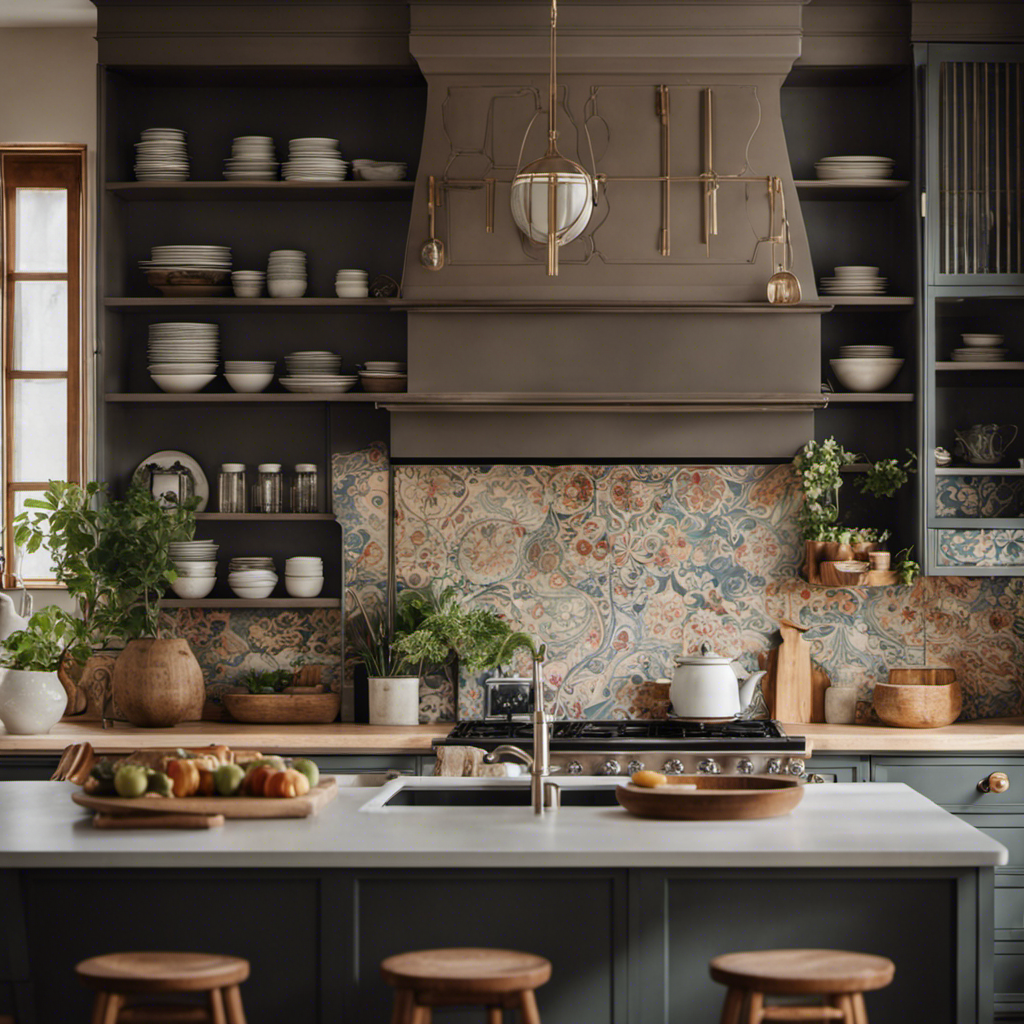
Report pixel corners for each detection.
[368,676,420,726]
[0,668,68,734]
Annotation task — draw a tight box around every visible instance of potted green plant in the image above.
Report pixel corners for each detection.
[14,481,203,727]
[0,605,89,734]
[792,439,918,584]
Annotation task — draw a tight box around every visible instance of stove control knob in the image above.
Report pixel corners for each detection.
[565,760,584,776]
[697,758,721,775]
[736,758,755,775]
[662,759,686,776]
[807,774,827,785]
[599,760,623,776]
[787,758,806,777]
[766,758,782,775]
[626,760,645,776]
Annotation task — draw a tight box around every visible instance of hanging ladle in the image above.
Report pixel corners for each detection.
[766,179,801,304]
[419,175,445,271]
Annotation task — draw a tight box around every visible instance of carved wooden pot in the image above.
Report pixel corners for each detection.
[111,638,204,727]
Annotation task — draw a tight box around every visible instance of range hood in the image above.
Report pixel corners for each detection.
[395,0,826,460]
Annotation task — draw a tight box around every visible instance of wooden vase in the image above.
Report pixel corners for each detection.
[111,638,205,727]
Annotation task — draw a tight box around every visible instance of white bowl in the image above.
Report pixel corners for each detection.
[829,357,904,392]
[229,582,277,599]
[268,279,307,298]
[151,373,216,393]
[170,576,217,599]
[336,286,369,298]
[233,285,263,298]
[225,372,274,393]
[284,576,324,597]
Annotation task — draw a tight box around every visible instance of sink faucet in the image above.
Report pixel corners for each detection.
[484,650,558,815]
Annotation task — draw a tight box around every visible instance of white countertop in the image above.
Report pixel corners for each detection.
[0,778,1007,870]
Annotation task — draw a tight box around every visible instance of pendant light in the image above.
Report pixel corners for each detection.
[509,0,594,276]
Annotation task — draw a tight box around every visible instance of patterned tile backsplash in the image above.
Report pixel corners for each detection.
[185,445,1024,724]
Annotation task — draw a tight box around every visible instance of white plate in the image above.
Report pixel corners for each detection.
[133,450,209,511]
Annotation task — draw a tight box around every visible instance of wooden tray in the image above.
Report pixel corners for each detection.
[72,777,338,819]
[223,692,340,724]
[616,775,804,821]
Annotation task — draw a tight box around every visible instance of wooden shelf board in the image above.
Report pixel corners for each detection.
[822,393,915,403]
[936,362,1024,370]
[795,180,910,199]
[106,392,383,403]
[106,180,414,201]
[934,467,1024,476]
[194,513,337,521]
[161,598,339,608]
[823,296,915,307]
[105,297,402,310]
[396,300,834,313]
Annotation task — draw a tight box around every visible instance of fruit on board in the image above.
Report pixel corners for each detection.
[167,758,201,797]
[291,758,320,788]
[197,768,217,797]
[215,763,245,796]
[114,764,149,798]
[264,768,311,799]
[146,770,173,797]
[631,770,667,788]
[245,766,278,797]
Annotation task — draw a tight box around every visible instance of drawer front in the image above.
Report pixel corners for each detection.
[997,886,1024,932]
[995,942,1024,1013]
[873,758,1024,809]
[307,755,421,775]
[805,757,866,784]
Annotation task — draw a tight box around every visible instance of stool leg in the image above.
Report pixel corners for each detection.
[391,990,414,1024]
[487,1007,503,1024]
[830,994,855,1023]
[90,993,109,1024]
[851,993,868,1024]
[222,985,247,1024]
[411,1005,432,1024]
[742,991,763,1024]
[719,988,744,1024]
[101,993,123,1024]
[208,988,228,1024]
[517,989,541,1024]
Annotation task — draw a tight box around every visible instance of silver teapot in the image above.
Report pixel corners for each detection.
[954,423,1018,465]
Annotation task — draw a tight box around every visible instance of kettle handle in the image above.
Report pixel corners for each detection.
[997,424,1019,452]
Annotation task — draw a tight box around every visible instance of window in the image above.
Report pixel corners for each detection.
[1,148,86,585]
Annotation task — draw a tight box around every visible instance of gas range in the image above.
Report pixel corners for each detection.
[436,719,809,778]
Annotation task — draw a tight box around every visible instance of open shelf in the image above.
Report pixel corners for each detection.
[823,296,915,307]
[934,466,1024,476]
[795,180,910,200]
[194,513,337,521]
[935,361,1024,371]
[106,181,415,201]
[823,393,915,403]
[105,297,403,310]
[161,598,339,608]
[106,392,384,403]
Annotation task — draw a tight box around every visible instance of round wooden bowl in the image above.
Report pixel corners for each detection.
[872,669,960,728]
[222,692,340,725]
[615,775,804,821]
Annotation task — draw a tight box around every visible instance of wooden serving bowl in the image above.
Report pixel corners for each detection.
[223,691,341,725]
[615,775,804,821]
[872,668,960,728]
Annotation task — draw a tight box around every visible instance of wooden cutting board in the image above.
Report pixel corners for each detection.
[72,776,338,819]
[616,775,804,821]
[772,620,813,723]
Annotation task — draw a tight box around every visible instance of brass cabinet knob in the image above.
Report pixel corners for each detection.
[979,772,1010,794]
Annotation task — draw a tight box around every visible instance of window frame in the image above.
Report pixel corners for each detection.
[1,145,87,588]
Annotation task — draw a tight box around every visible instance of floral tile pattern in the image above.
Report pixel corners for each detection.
[937,529,1024,567]
[936,476,1024,519]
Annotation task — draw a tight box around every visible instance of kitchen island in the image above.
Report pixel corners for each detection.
[0,778,1006,1024]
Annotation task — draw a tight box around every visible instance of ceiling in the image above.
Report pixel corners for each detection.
[0,0,95,27]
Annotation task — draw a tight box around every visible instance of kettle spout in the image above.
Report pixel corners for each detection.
[738,670,767,711]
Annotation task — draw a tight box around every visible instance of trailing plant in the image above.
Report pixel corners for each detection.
[893,547,921,585]
[858,450,917,500]
[0,605,91,673]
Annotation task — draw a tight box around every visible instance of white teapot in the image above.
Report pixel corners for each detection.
[670,641,766,720]
[0,588,31,642]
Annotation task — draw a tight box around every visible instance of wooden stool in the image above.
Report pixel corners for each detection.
[710,948,895,1023]
[75,952,250,1024]
[381,947,551,1024]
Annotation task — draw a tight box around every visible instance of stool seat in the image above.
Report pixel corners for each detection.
[381,948,552,996]
[710,949,895,996]
[76,953,250,995]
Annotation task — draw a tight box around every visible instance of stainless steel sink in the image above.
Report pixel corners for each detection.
[359,777,623,811]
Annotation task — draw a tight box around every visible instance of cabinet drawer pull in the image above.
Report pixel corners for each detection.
[979,772,1010,794]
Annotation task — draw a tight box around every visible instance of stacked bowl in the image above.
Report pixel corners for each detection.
[351,159,407,181]
[820,266,887,296]
[231,270,266,297]
[358,361,407,394]
[335,269,368,298]
[169,540,219,599]
[228,557,278,599]
[954,333,1007,362]
[285,556,324,598]
[148,322,220,393]
[814,155,894,180]
[281,351,357,393]
[135,128,189,181]
[224,136,278,180]
[224,359,275,393]
[140,245,233,296]
[282,138,348,181]
[830,345,903,392]
[267,250,307,298]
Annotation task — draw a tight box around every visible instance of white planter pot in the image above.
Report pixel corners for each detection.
[368,676,420,726]
[824,684,859,725]
[0,668,68,734]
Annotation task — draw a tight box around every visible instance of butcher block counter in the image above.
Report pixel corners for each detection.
[783,716,1024,752]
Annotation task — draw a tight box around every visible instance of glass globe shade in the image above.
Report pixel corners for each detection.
[510,156,594,246]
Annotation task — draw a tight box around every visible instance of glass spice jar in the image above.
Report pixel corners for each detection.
[218,463,247,513]
[291,463,319,513]
[253,463,284,514]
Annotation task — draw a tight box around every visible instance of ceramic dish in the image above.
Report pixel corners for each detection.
[829,357,904,392]
[133,450,209,511]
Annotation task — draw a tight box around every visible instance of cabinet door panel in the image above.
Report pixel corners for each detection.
[873,759,1024,809]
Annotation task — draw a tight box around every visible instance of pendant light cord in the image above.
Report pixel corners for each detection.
[548,0,558,150]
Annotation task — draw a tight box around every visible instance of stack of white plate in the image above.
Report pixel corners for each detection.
[141,245,233,273]
[351,159,407,181]
[284,556,324,598]
[358,364,407,393]
[839,345,894,358]
[169,540,219,599]
[814,155,895,180]
[335,269,368,298]
[224,136,278,180]
[820,266,887,295]
[228,557,278,599]
[280,350,356,392]
[232,270,266,297]
[267,250,307,298]
[282,138,348,181]
[224,359,276,393]
[953,333,1007,362]
[148,322,219,393]
[135,128,189,181]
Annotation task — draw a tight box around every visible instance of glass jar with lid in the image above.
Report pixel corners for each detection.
[218,463,247,513]
[291,463,319,513]
[253,463,284,514]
